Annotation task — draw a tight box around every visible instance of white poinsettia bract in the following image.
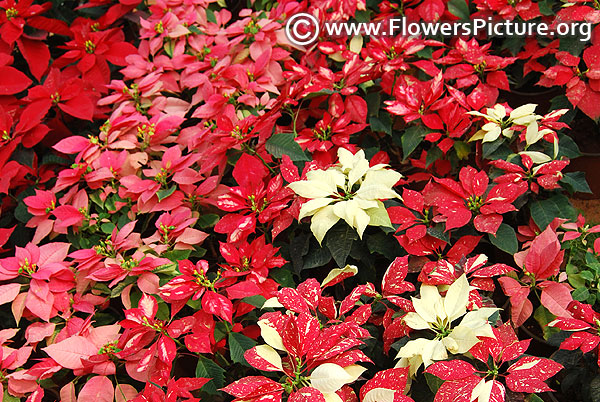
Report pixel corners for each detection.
[396,274,498,376]
[468,103,540,144]
[288,148,401,244]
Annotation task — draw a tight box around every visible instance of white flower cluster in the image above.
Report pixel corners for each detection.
[288,148,401,244]
[396,275,498,376]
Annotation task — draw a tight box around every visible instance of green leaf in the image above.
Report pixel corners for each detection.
[354,9,371,22]
[13,187,35,224]
[41,153,71,166]
[195,356,225,394]
[104,196,116,212]
[530,194,576,229]
[427,224,450,242]
[117,212,132,229]
[561,172,592,194]
[537,0,554,15]
[586,252,600,266]
[101,222,116,234]
[266,132,309,161]
[416,47,433,59]
[13,148,34,167]
[205,8,217,23]
[157,185,177,202]
[566,263,578,274]
[482,140,503,159]
[197,214,219,228]
[572,287,590,302]
[156,300,170,321]
[163,249,192,262]
[269,267,296,288]
[533,305,559,340]
[488,223,518,255]
[325,223,358,267]
[586,253,600,271]
[289,233,310,274]
[14,202,33,224]
[526,394,545,402]
[366,232,401,260]
[557,133,581,158]
[302,89,334,99]
[369,114,392,135]
[482,139,515,160]
[568,273,586,289]
[187,298,202,310]
[424,372,444,393]
[303,242,332,269]
[163,40,175,58]
[215,322,230,344]
[425,147,443,167]
[110,276,137,298]
[188,25,202,34]
[89,191,105,208]
[453,141,470,160]
[366,92,381,116]
[153,261,178,273]
[559,35,585,56]
[4,389,20,402]
[448,0,469,19]
[400,126,426,160]
[580,270,595,282]
[501,36,526,55]
[228,332,256,366]
[242,295,267,308]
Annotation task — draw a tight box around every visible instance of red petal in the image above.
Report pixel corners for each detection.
[17,38,50,81]
[59,95,94,120]
[0,66,32,94]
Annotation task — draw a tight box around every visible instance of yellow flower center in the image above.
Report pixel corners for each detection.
[84,40,96,54]
[5,7,17,20]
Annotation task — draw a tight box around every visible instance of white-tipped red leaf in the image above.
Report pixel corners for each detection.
[321,265,358,288]
[288,387,326,402]
[432,375,481,402]
[221,376,283,400]
[425,360,477,381]
[360,367,411,402]
[202,291,233,323]
[382,257,415,295]
[244,345,284,372]
[505,356,563,393]
[277,287,310,314]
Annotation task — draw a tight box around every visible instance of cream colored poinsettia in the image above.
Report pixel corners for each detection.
[468,104,539,143]
[395,275,498,376]
[470,378,503,402]
[310,363,366,402]
[288,148,401,244]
